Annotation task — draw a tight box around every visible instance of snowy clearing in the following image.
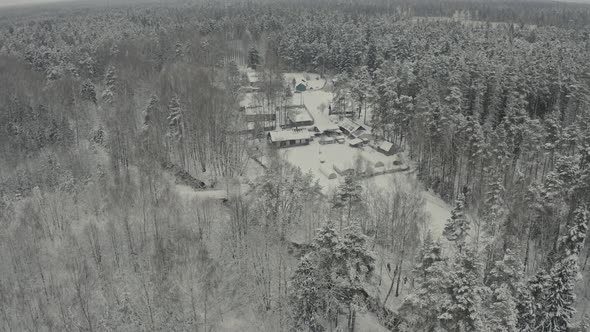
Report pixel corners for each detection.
[276,71,453,239]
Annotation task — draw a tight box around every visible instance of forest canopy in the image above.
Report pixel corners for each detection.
[0,0,589,331]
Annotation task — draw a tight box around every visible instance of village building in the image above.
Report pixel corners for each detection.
[236,105,277,135]
[295,82,307,92]
[320,135,336,145]
[285,105,314,128]
[349,138,363,147]
[246,120,276,134]
[378,141,397,156]
[338,118,371,138]
[267,130,312,148]
[242,106,276,122]
[313,123,341,135]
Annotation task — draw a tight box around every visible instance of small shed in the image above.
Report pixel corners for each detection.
[320,136,336,145]
[314,123,340,134]
[295,83,307,92]
[378,141,396,156]
[349,138,363,147]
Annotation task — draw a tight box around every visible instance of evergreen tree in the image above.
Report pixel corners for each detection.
[443,249,485,332]
[248,47,261,70]
[413,232,444,282]
[290,256,325,332]
[167,95,186,167]
[143,94,159,129]
[525,205,588,331]
[366,42,378,76]
[290,222,375,332]
[175,42,184,59]
[398,245,453,331]
[81,79,97,104]
[101,65,116,105]
[483,175,506,237]
[333,175,363,229]
[484,250,526,332]
[167,95,183,141]
[443,194,470,251]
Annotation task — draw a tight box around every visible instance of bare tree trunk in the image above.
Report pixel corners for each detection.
[141,276,155,331]
[395,250,405,297]
[383,263,397,306]
[583,248,590,271]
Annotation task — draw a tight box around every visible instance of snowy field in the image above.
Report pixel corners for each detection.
[279,141,450,238]
[278,140,394,191]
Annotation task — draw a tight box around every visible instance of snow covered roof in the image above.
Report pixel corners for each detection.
[244,106,275,116]
[268,131,312,142]
[320,136,336,143]
[349,138,363,146]
[314,123,340,133]
[239,92,262,108]
[286,105,313,124]
[338,118,367,134]
[379,141,394,152]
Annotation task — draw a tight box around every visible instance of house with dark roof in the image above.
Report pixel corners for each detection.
[295,83,307,92]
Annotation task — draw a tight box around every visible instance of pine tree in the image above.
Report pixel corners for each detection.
[443,193,470,251]
[290,256,325,332]
[167,95,183,141]
[81,79,97,104]
[248,47,261,70]
[167,95,186,167]
[175,42,184,59]
[412,232,445,283]
[143,94,159,129]
[101,65,116,105]
[398,244,453,331]
[525,204,588,331]
[290,222,374,332]
[366,42,378,76]
[141,94,160,159]
[484,250,526,332]
[483,174,506,237]
[444,249,485,332]
[333,175,363,229]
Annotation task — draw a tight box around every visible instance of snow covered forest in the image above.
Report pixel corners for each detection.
[0,0,590,331]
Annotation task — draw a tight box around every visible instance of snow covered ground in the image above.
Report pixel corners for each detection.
[294,90,334,126]
[279,140,450,239]
[277,72,453,239]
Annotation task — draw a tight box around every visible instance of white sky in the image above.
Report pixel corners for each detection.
[0,0,588,9]
[0,0,70,7]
